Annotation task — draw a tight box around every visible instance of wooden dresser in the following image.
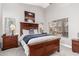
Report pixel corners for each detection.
[72,39,79,53]
[2,35,18,50]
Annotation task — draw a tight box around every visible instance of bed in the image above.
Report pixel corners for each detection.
[19,22,60,56]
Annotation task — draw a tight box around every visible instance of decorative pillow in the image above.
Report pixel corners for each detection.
[29,29,34,35]
[27,19,33,23]
[22,29,29,35]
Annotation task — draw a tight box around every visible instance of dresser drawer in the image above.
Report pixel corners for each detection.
[2,35,18,50]
[72,40,79,44]
[72,46,79,53]
[72,40,79,53]
[3,38,17,43]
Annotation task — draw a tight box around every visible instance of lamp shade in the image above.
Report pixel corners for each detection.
[10,24,15,31]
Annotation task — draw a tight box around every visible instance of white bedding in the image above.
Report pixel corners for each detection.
[20,40,29,56]
[28,36,60,44]
[19,34,60,56]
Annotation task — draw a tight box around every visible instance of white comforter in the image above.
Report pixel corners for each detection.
[19,34,60,56]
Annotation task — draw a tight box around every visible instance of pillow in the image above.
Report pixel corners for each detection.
[27,19,33,23]
[29,29,34,35]
[22,29,39,35]
[34,29,39,34]
[22,29,29,35]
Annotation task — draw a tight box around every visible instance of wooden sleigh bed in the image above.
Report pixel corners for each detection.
[20,22,60,56]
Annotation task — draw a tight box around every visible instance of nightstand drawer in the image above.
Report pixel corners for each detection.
[72,40,79,53]
[2,35,18,50]
[3,43,18,50]
[72,46,79,53]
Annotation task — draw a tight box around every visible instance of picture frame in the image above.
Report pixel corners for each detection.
[4,17,16,35]
[24,11,35,23]
[49,18,68,37]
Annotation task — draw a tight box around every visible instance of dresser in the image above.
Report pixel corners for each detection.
[72,39,79,53]
[2,35,18,50]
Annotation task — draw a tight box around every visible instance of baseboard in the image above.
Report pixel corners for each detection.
[61,43,72,48]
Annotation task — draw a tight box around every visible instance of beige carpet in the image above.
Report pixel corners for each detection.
[51,46,79,56]
[0,45,79,56]
[0,47,26,56]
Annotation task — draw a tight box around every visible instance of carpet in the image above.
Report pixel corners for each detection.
[0,45,79,56]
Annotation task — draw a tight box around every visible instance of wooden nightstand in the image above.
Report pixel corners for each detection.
[2,35,18,50]
[72,39,79,53]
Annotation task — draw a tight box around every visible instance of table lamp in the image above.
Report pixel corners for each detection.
[39,23,44,34]
[10,24,16,35]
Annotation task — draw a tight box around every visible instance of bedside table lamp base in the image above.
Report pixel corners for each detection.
[12,30,14,36]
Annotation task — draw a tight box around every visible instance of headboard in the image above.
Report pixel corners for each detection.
[20,22,38,35]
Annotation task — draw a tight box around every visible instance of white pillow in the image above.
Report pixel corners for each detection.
[22,29,29,35]
[34,29,39,34]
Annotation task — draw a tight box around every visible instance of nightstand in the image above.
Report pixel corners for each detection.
[72,39,79,53]
[2,35,18,50]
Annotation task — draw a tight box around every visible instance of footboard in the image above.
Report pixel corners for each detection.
[28,38,60,56]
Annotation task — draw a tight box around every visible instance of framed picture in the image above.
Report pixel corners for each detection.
[49,18,68,37]
[24,11,35,23]
[4,17,16,35]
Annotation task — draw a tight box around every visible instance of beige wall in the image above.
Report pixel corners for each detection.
[0,4,2,40]
[45,3,79,47]
[2,3,46,37]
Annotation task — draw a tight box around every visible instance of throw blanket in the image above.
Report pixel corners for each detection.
[23,34,49,44]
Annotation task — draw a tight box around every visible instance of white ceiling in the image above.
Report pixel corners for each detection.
[28,3,50,8]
